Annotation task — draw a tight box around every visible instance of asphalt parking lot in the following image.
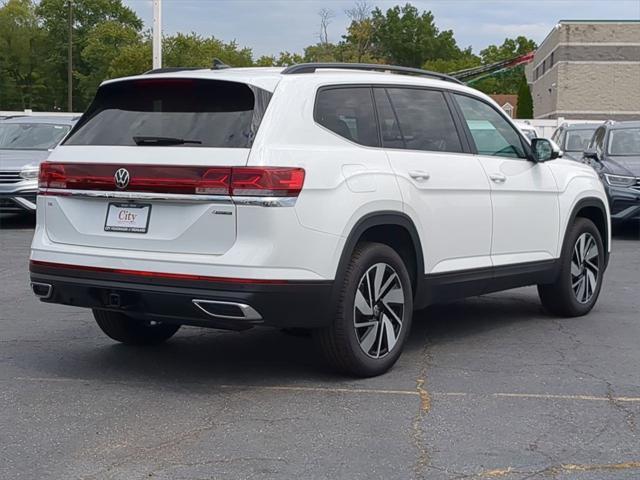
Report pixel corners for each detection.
[1,214,639,480]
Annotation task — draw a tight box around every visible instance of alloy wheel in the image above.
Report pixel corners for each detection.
[353,263,405,358]
[571,232,600,304]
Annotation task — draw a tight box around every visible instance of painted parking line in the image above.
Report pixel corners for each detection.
[11,376,640,403]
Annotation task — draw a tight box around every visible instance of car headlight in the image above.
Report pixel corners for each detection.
[603,173,636,187]
[19,164,40,180]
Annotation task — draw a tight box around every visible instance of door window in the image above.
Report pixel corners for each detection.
[454,94,526,159]
[378,87,463,153]
[315,87,379,147]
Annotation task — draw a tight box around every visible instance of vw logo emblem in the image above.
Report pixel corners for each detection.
[114,168,130,189]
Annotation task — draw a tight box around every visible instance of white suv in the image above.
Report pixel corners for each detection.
[30,63,610,377]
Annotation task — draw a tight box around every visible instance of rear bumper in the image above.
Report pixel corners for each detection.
[29,261,334,330]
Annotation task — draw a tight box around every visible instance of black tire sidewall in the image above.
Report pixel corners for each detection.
[338,243,413,376]
[559,218,605,315]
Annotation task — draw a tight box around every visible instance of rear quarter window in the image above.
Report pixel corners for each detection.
[314,87,379,147]
[64,79,272,148]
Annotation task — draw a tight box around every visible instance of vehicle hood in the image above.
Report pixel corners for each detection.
[0,149,50,171]
[603,156,640,176]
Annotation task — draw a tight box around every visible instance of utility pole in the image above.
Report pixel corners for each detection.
[67,0,73,112]
[152,0,162,69]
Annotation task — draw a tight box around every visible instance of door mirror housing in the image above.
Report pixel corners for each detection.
[583,147,600,162]
[531,138,562,162]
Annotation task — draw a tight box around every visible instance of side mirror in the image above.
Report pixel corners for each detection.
[531,138,562,162]
[583,148,600,162]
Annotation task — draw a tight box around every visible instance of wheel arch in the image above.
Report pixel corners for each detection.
[565,197,610,268]
[332,211,426,308]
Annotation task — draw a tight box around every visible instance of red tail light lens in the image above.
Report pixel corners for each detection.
[39,163,305,198]
[231,167,305,197]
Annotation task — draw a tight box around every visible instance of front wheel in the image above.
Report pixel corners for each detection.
[538,218,605,317]
[314,242,413,377]
[93,309,180,345]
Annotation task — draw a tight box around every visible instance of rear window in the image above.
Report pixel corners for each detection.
[64,79,271,148]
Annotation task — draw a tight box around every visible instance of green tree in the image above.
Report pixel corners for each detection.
[163,33,253,68]
[78,20,142,105]
[517,77,533,118]
[0,0,47,110]
[370,3,463,68]
[36,0,143,110]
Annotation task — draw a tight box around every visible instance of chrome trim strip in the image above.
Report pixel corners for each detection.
[192,299,263,321]
[41,189,233,204]
[40,189,297,207]
[232,196,297,207]
[12,196,37,211]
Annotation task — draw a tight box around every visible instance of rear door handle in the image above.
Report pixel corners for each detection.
[489,173,507,183]
[408,170,430,182]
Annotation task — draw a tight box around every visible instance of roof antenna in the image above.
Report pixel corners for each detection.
[212,58,231,70]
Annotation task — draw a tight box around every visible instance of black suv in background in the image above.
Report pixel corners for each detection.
[582,121,640,223]
[551,123,600,161]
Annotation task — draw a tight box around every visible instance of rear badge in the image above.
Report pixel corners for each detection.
[213,210,232,215]
[114,168,130,189]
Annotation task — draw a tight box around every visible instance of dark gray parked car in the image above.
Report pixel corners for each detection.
[0,116,77,213]
[582,121,640,223]
[551,123,600,161]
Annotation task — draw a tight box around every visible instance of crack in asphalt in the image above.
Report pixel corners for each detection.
[411,339,433,479]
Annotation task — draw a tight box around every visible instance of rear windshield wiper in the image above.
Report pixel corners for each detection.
[133,136,202,146]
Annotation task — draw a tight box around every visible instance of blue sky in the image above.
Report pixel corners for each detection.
[122,0,640,58]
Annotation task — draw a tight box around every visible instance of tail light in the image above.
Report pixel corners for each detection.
[39,163,305,198]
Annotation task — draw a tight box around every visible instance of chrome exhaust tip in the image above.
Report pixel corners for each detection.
[192,299,262,321]
[31,282,53,299]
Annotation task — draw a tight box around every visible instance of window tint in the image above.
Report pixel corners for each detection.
[315,88,379,147]
[565,129,596,152]
[0,123,70,150]
[454,94,526,159]
[373,88,403,149]
[588,127,606,151]
[65,79,271,148]
[380,88,463,153]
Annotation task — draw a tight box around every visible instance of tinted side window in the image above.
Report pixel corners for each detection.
[315,88,379,147]
[454,94,526,159]
[373,88,404,149]
[382,88,463,153]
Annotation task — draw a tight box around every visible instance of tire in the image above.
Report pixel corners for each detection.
[93,309,180,345]
[314,242,413,377]
[538,218,605,317]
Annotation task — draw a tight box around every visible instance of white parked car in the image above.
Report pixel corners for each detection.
[514,120,539,140]
[30,63,610,376]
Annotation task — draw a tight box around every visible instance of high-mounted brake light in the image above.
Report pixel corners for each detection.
[39,163,305,198]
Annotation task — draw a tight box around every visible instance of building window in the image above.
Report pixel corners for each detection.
[502,103,514,118]
[550,51,555,67]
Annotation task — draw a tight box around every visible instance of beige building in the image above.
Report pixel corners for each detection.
[525,20,640,120]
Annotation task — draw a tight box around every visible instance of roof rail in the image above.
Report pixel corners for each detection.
[144,66,203,75]
[281,62,463,85]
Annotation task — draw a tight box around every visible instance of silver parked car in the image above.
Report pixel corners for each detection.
[0,116,77,213]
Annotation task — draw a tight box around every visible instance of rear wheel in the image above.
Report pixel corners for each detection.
[315,242,413,377]
[93,309,180,345]
[538,218,604,317]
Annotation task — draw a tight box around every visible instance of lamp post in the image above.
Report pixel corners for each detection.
[152,0,162,69]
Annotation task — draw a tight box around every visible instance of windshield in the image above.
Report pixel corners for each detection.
[564,128,596,152]
[608,128,640,156]
[65,79,271,148]
[0,123,70,150]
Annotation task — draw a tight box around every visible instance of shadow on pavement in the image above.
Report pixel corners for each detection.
[21,290,544,387]
[0,213,35,230]
[612,220,640,240]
